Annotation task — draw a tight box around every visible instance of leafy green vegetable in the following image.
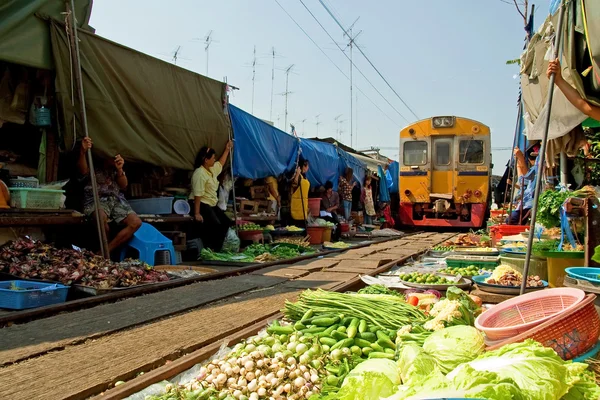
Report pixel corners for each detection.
[538,189,571,228]
[387,365,522,400]
[422,326,485,374]
[397,343,437,386]
[532,239,561,253]
[422,287,480,331]
[448,339,600,400]
[357,285,402,297]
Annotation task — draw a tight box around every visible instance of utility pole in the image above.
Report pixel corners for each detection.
[270,47,276,121]
[251,46,257,113]
[315,114,321,137]
[172,45,181,65]
[204,31,214,76]
[282,64,295,130]
[344,18,362,148]
[334,114,343,140]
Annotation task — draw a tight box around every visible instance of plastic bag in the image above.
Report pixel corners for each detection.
[221,228,240,253]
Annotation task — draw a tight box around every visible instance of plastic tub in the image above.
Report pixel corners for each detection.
[536,251,585,287]
[475,288,586,341]
[489,224,528,246]
[565,267,600,284]
[322,227,332,242]
[340,223,350,233]
[308,198,321,217]
[128,197,174,215]
[306,226,325,245]
[0,280,69,310]
[500,253,548,281]
[9,187,64,209]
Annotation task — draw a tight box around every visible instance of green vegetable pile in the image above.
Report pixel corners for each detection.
[398,272,452,285]
[357,284,402,297]
[432,245,454,252]
[438,265,494,277]
[200,243,315,263]
[239,223,262,231]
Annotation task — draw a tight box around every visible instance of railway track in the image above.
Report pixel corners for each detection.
[0,232,457,400]
[0,235,414,327]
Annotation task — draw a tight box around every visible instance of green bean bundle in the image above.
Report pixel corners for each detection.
[283,289,427,330]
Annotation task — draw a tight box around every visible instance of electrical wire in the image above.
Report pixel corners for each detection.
[273,0,401,128]
[318,0,420,121]
[297,0,411,124]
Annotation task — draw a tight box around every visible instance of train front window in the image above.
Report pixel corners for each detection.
[403,141,428,165]
[459,140,484,164]
[435,142,451,165]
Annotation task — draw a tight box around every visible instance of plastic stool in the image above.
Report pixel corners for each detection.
[120,223,176,266]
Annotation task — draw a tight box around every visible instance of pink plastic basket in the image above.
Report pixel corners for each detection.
[475,288,586,341]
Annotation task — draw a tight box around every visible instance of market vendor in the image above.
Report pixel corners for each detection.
[190,141,234,251]
[290,159,310,228]
[361,175,376,225]
[548,59,600,121]
[78,137,142,253]
[320,180,341,240]
[508,147,537,225]
[338,168,356,220]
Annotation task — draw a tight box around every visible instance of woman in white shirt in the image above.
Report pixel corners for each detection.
[189,141,233,251]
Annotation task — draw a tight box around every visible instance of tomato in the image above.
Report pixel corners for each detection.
[407,296,419,307]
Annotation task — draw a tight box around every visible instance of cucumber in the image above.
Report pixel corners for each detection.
[319,337,337,347]
[358,332,377,342]
[347,318,359,338]
[368,352,395,360]
[361,347,373,356]
[311,316,340,327]
[331,330,348,341]
[266,325,294,335]
[331,338,354,351]
[354,338,372,348]
[358,320,368,334]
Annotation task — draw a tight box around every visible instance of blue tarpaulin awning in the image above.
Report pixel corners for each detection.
[230,104,299,179]
[388,161,399,194]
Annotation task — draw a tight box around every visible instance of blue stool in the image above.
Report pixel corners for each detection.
[120,223,176,266]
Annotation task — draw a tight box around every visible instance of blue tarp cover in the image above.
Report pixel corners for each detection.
[378,165,391,202]
[388,161,399,194]
[230,104,367,191]
[230,104,299,179]
[299,139,340,189]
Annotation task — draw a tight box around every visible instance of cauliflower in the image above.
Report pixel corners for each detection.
[423,299,464,331]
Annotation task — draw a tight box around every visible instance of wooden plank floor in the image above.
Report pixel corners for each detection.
[0,275,286,367]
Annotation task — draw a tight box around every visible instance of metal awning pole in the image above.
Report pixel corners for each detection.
[224,78,238,232]
[506,104,524,220]
[67,0,110,258]
[520,0,567,295]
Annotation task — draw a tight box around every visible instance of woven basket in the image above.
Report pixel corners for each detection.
[475,288,585,341]
[487,294,600,360]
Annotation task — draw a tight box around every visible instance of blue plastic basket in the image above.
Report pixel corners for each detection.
[128,197,174,215]
[0,280,69,310]
[565,267,600,285]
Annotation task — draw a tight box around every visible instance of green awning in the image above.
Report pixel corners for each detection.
[0,0,93,70]
[50,20,231,170]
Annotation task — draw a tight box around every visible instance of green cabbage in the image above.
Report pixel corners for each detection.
[397,343,437,385]
[318,359,401,400]
[383,366,522,400]
[422,325,485,373]
[448,340,600,400]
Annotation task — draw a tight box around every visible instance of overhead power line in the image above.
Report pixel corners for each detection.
[297,0,410,125]
[273,0,401,128]
[317,0,420,121]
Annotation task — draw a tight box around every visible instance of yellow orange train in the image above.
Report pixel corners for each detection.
[398,116,491,228]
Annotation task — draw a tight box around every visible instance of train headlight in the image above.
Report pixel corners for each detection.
[432,116,455,128]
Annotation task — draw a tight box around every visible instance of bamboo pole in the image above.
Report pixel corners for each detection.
[520,0,567,295]
[67,0,110,258]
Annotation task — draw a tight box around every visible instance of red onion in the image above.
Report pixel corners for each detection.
[423,289,442,298]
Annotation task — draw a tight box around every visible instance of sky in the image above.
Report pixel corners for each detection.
[89,0,551,175]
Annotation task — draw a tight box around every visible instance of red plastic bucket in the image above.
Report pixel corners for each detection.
[340,223,350,233]
[490,224,528,245]
[306,226,325,245]
[308,198,321,217]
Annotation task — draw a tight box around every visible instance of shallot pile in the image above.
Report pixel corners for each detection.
[0,237,169,289]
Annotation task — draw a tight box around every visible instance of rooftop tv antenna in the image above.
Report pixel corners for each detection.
[279,64,295,130]
[344,17,362,148]
[204,30,214,76]
[315,114,322,137]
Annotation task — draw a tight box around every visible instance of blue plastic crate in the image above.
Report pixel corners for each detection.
[0,280,69,310]
[128,197,174,215]
[565,267,600,285]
